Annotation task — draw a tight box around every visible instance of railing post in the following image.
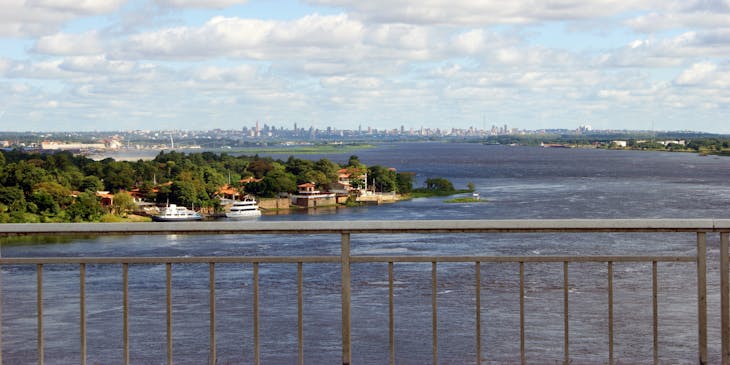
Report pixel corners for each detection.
[253,262,260,365]
[37,264,43,365]
[298,262,304,365]
[122,263,129,365]
[341,233,351,365]
[652,261,658,365]
[475,262,481,365]
[608,261,614,365]
[563,261,569,365]
[432,262,438,365]
[389,262,395,365]
[519,262,525,365]
[166,263,172,365]
[80,263,86,365]
[209,263,216,365]
[697,232,707,365]
[721,232,729,365]
[0,260,3,365]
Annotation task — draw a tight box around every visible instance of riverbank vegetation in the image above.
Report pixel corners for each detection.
[482,134,730,155]
[0,149,426,223]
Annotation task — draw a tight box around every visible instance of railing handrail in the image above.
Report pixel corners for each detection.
[2,218,730,236]
[0,255,697,265]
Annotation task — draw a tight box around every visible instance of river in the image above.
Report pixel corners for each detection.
[3,143,730,364]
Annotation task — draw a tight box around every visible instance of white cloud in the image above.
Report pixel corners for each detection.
[309,0,648,25]
[451,29,485,54]
[676,62,730,88]
[122,14,364,60]
[595,28,730,69]
[194,65,258,83]
[33,31,104,55]
[59,55,136,74]
[155,0,247,8]
[29,0,125,13]
[320,76,382,89]
[626,3,730,32]
[676,62,717,85]
[0,0,126,36]
[0,59,11,76]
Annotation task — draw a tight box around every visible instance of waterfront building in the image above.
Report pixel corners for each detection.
[290,182,336,207]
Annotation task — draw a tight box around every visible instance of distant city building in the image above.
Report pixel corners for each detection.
[658,140,686,146]
[42,141,107,150]
[578,124,593,134]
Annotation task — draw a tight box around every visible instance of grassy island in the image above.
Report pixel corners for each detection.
[444,197,486,203]
[405,178,474,199]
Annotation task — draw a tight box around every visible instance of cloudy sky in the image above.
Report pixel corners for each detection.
[0,0,729,133]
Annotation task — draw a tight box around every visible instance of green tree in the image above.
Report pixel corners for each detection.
[314,158,340,183]
[245,171,297,198]
[247,157,274,179]
[285,156,315,177]
[170,181,198,208]
[5,160,51,194]
[0,186,27,215]
[367,165,397,192]
[396,172,414,194]
[112,191,136,216]
[102,161,135,192]
[67,191,103,222]
[346,155,363,168]
[303,170,329,188]
[79,176,105,192]
[33,181,73,208]
[28,190,60,216]
[424,178,455,192]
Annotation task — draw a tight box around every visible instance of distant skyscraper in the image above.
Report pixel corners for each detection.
[255,121,260,137]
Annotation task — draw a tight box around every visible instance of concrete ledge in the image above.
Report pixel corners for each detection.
[0,219,727,236]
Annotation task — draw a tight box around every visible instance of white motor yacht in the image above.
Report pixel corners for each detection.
[226,198,262,218]
[152,204,203,222]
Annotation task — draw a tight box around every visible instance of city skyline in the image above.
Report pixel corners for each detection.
[1,1,729,133]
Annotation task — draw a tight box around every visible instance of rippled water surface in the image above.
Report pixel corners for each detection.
[3,143,730,364]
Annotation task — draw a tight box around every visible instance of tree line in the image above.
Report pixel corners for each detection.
[0,150,416,223]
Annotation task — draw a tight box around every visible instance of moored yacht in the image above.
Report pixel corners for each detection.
[152,204,203,222]
[226,198,262,219]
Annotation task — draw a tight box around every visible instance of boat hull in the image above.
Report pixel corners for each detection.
[151,215,202,222]
[225,210,262,219]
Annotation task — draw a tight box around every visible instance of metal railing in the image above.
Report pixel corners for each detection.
[1,219,730,364]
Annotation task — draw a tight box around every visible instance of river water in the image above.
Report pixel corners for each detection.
[3,143,730,364]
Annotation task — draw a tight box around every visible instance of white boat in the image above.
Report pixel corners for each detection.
[152,204,203,222]
[226,198,262,219]
[226,198,262,218]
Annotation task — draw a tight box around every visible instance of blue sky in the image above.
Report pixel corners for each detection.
[1,0,729,133]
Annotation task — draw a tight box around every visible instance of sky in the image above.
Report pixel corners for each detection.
[0,0,729,133]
